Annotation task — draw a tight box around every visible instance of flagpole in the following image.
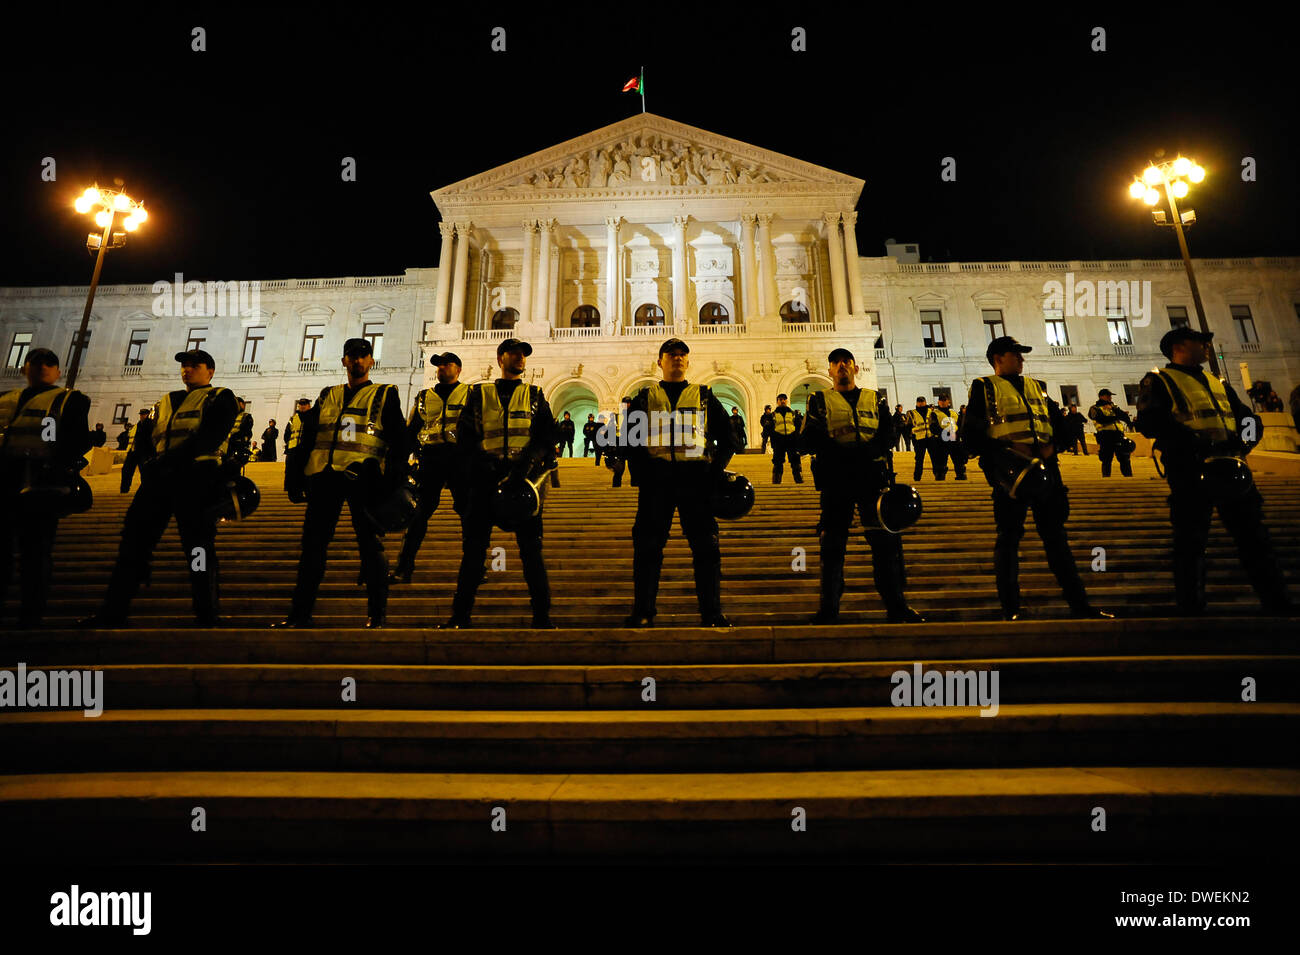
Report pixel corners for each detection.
[641,66,645,113]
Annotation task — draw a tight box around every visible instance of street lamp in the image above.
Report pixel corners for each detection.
[1126,155,1219,376]
[66,183,148,388]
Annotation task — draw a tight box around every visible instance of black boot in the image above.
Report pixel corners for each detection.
[625,547,661,626]
[693,537,729,627]
[812,553,845,625]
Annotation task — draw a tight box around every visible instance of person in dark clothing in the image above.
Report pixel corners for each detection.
[729,407,747,452]
[115,423,132,450]
[90,423,107,447]
[79,349,239,628]
[284,398,311,458]
[598,400,632,487]
[119,407,152,493]
[441,338,558,629]
[0,347,92,628]
[769,394,803,483]
[960,336,1112,621]
[623,337,736,627]
[582,414,599,457]
[1135,327,1290,615]
[260,420,279,462]
[759,405,774,454]
[894,405,911,453]
[557,411,576,457]
[926,394,966,480]
[1062,405,1088,455]
[799,347,924,624]
[273,338,408,629]
[1088,390,1133,477]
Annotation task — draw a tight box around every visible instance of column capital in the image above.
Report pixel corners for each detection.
[740,212,757,226]
[538,217,557,234]
[438,221,455,239]
[454,220,474,237]
[604,215,624,230]
[521,218,538,233]
[842,210,858,227]
[822,211,842,227]
[755,213,774,227]
[672,214,690,229]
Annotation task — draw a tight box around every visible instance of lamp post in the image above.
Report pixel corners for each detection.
[1126,156,1219,376]
[66,184,148,389]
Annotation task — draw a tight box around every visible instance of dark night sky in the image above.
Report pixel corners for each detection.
[2,3,1296,287]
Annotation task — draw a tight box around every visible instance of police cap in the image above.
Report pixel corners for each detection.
[343,338,373,357]
[497,338,533,357]
[429,351,462,367]
[658,337,689,356]
[24,347,59,367]
[986,336,1032,364]
[1159,326,1213,359]
[174,349,216,368]
[827,347,855,363]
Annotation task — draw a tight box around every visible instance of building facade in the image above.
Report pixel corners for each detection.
[3,113,1299,441]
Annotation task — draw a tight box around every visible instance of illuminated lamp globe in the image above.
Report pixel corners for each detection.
[1171,180,1190,198]
[94,210,112,228]
[82,187,100,203]
[132,206,147,223]
[123,216,139,232]
[1173,157,1192,176]
[112,193,132,211]
[1128,180,1147,199]
[1143,189,1160,205]
[1188,164,1205,183]
[74,196,92,214]
[1143,166,1164,185]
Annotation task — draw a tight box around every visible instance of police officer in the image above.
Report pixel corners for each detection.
[759,405,775,454]
[119,407,151,493]
[442,338,557,629]
[0,347,91,628]
[769,393,803,483]
[1089,389,1134,477]
[1135,327,1291,614]
[960,337,1112,621]
[907,397,932,481]
[557,411,576,457]
[927,393,967,480]
[624,337,736,627]
[800,348,925,624]
[273,337,407,629]
[79,349,238,628]
[599,398,633,487]
[582,414,600,458]
[225,397,254,476]
[284,397,311,459]
[388,352,468,585]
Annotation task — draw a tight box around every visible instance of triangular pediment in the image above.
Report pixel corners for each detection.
[432,113,863,204]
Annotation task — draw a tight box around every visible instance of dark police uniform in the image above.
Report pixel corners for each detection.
[926,400,967,480]
[799,372,923,624]
[557,415,576,457]
[82,351,238,627]
[0,353,91,628]
[1088,393,1134,477]
[276,353,408,629]
[907,403,932,480]
[225,405,254,476]
[390,369,469,583]
[446,360,558,628]
[759,409,775,454]
[119,410,150,493]
[1135,329,1290,614]
[600,404,631,487]
[583,416,599,458]
[625,340,735,627]
[770,403,802,483]
[960,338,1108,620]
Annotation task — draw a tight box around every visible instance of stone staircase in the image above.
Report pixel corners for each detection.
[2,451,1297,862]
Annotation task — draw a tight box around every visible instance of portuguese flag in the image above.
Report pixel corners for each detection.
[622,68,645,111]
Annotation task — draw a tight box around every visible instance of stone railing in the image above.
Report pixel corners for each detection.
[1239,342,1262,354]
[463,329,513,342]
[237,362,260,374]
[779,322,836,335]
[923,347,949,359]
[620,324,668,337]
[691,323,747,336]
[1112,344,1135,357]
[121,364,142,377]
[1049,345,1073,356]
[551,326,604,340]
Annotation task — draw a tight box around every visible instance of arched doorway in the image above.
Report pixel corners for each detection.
[705,378,749,448]
[549,381,600,432]
[786,376,832,416]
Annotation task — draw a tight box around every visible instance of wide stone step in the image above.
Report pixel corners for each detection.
[1,766,1295,862]
[4,703,1295,772]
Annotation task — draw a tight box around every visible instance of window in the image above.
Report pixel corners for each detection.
[1230,305,1258,343]
[186,328,208,352]
[779,300,809,324]
[1107,317,1132,346]
[982,309,1006,343]
[112,403,130,424]
[125,328,149,366]
[491,308,519,330]
[1123,384,1141,406]
[867,310,883,349]
[362,321,384,361]
[301,325,324,361]
[697,303,728,325]
[1167,306,1190,330]
[1044,310,1069,346]
[572,305,601,327]
[67,330,91,368]
[1059,385,1079,408]
[421,320,438,343]
[920,310,945,347]
[634,303,665,326]
[931,386,952,403]
[242,326,265,365]
[7,332,32,368]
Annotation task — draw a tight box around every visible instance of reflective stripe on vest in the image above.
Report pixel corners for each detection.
[1157,367,1237,444]
[304,383,390,476]
[228,411,250,442]
[479,382,534,459]
[772,409,798,436]
[152,386,231,464]
[822,389,880,447]
[647,383,710,462]
[1091,403,1122,431]
[982,375,1053,450]
[931,406,957,437]
[908,408,930,440]
[285,412,304,451]
[416,383,469,446]
[0,387,72,460]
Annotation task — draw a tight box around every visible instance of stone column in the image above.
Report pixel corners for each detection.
[605,216,621,330]
[448,221,474,327]
[434,221,455,324]
[671,215,689,326]
[756,214,780,319]
[548,246,559,329]
[739,214,758,323]
[534,218,554,332]
[824,211,849,320]
[519,219,537,325]
[842,210,865,316]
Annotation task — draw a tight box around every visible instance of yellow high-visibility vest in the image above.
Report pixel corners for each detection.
[772,408,798,436]
[930,405,957,437]
[821,388,880,446]
[415,382,469,447]
[304,382,392,476]
[980,375,1054,452]
[285,412,304,451]
[0,386,74,460]
[647,383,710,462]
[1090,403,1123,432]
[151,386,233,465]
[478,382,536,460]
[1156,367,1237,444]
[908,408,930,440]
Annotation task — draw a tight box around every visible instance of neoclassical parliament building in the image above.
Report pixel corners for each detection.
[3,113,1298,437]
